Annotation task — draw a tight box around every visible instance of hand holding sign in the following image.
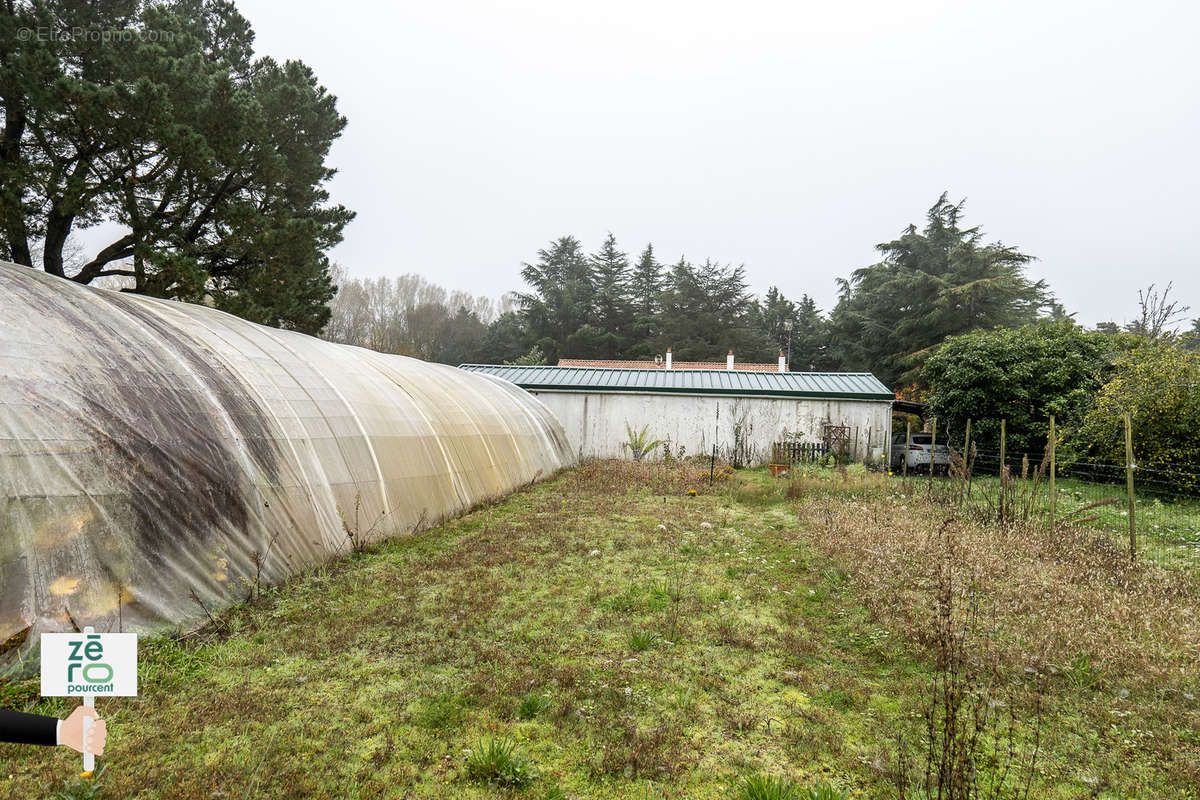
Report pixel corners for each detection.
[60,706,107,755]
[41,627,136,775]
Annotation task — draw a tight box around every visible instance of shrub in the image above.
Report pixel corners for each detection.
[465,736,539,788]
[1074,343,1200,488]
[894,521,1043,800]
[923,322,1127,454]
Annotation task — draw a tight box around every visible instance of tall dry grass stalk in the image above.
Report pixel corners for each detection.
[568,457,734,498]
[943,447,1052,525]
[895,520,1043,800]
[791,482,1200,690]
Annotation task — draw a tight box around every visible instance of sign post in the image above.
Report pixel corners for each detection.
[41,627,137,776]
[82,686,94,774]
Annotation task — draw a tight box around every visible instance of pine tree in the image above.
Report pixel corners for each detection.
[627,244,662,356]
[516,236,595,362]
[0,0,352,333]
[791,294,835,371]
[655,258,773,360]
[829,193,1050,386]
[478,312,534,364]
[757,287,835,370]
[655,257,707,357]
[760,287,797,353]
[589,232,633,357]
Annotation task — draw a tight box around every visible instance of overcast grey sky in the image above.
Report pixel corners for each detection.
[238,0,1199,328]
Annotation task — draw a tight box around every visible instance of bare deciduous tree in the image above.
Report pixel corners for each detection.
[1128,282,1191,339]
[321,266,501,363]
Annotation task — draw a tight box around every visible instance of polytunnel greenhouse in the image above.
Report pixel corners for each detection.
[0,262,573,671]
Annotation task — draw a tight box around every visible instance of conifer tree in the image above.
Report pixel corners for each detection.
[627,244,662,356]
[790,294,836,371]
[589,232,633,356]
[829,193,1049,385]
[760,287,797,353]
[758,287,834,370]
[516,236,595,361]
[0,0,352,333]
[655,258,773,360]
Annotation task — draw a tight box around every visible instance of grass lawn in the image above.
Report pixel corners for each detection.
[2,461,1198,799]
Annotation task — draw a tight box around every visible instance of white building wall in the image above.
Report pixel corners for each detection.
[528,391,892,466]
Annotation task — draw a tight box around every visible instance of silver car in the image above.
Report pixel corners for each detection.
[891,432,952,472]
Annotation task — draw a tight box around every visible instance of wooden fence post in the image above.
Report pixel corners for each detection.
[999,418,1006,471]
[1125,412,1136,561]
[1049,414,1056,529]
[1000,418,1007,521]
[930,417,938,482]
[904,420,911,479]
[964,418,972,502]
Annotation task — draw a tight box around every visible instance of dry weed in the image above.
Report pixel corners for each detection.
[793,487,1200,688]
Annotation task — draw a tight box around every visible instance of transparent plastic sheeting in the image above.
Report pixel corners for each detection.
[0,262,573,670]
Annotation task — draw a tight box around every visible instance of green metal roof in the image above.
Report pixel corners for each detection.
[458,365,894,401]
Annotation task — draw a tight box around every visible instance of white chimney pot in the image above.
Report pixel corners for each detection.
[726,350,734,371]
[666,348,672,369]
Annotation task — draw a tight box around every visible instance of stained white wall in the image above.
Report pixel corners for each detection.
[528,390,892,465]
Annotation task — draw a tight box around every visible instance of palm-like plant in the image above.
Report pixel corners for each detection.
[624,423,667,461]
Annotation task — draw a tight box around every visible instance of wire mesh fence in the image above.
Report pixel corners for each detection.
[890,418,1200,572]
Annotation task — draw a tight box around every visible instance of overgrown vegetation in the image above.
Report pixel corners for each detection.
[741,773,801,800]
[1076,344,1200,482]
[518,693,553,720]
[895,521,1044,800]
[2,461,1196,798]
[923,322,1127,454]
[932,441,1200,569]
